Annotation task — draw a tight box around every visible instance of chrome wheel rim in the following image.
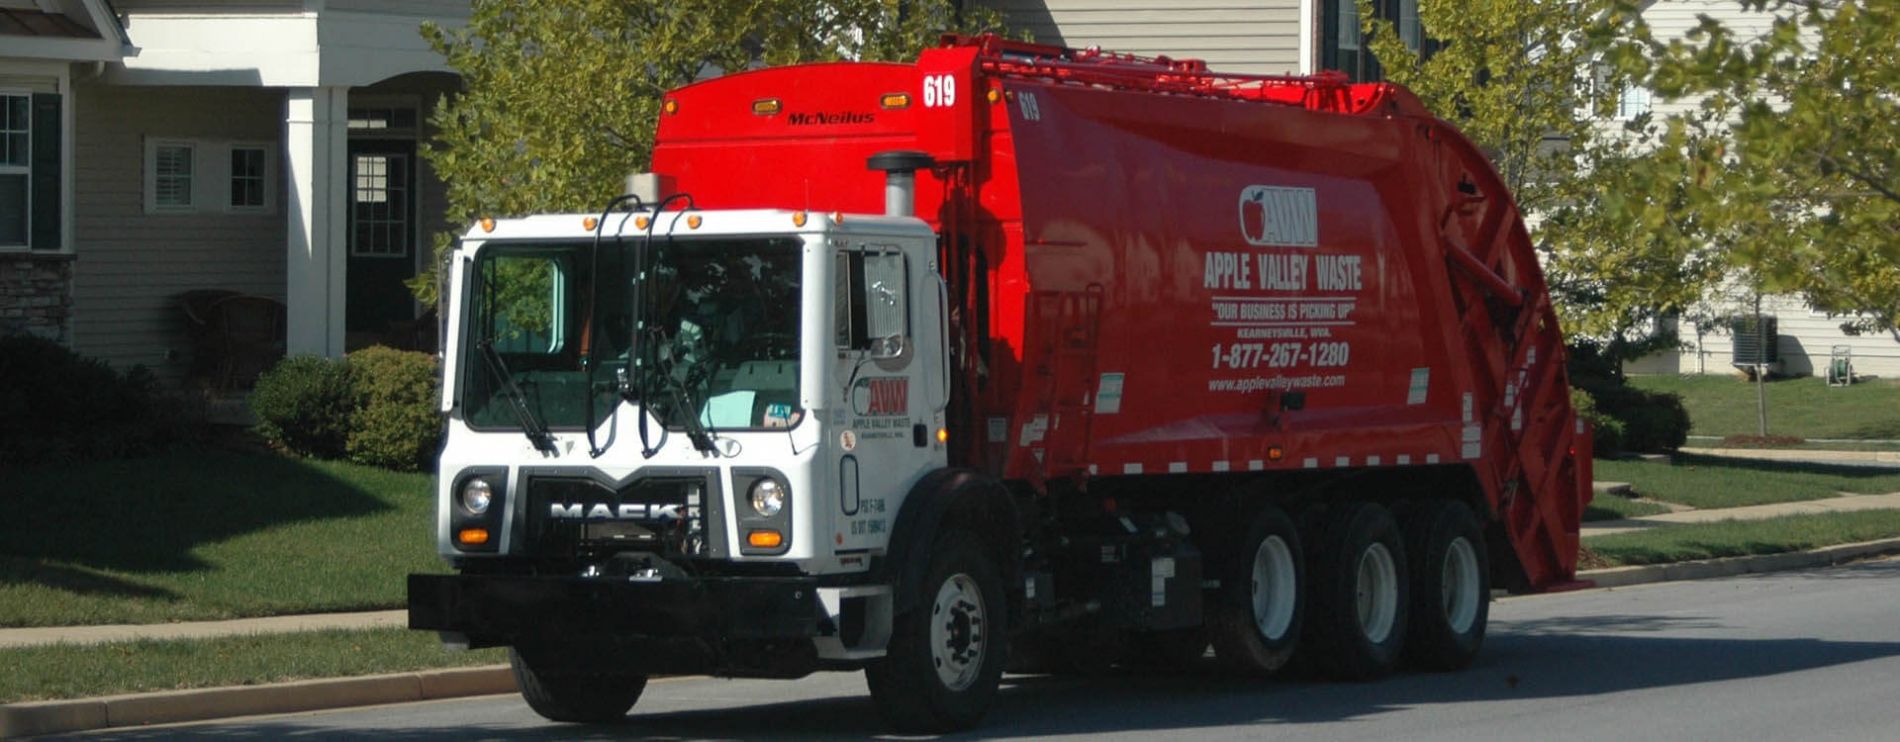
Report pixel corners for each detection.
[930,573,986,691]
[1250,535,1298,641]
[1355,543,1399,644]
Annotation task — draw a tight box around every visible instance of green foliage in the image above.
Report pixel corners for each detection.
[346,347,444,472]
[1644,0,1900,332]
[0,335,186,465]
[250,355,353,459]
[1572,387,1626,455]
[411,0,1009,305]
[1577,380,1691,453]
[250,349,441,470]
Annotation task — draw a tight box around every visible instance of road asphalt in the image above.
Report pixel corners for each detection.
[7,444,1900,736]
[34,556,1900,741]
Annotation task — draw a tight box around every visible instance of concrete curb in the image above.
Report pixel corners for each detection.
[7,540,1900,738]
[1579,536,1900,589]
[0,665,513,739]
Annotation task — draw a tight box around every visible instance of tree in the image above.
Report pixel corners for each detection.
[1358,0,1713,367]
[1648,0,1899,336]
[410,0,1007,304]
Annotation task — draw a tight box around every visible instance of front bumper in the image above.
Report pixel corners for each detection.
[409,573,821,642]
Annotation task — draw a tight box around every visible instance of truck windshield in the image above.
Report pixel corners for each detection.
[462,237,804,432]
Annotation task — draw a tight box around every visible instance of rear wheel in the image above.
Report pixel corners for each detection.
[1403,500,1490,670]
[1302,502,1408,680]
[866,531,1008,733]
[509,647,646,724]
[1209,505,1305,676]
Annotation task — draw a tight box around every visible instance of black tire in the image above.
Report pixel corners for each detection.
[1402,500,1490,671]
[866,531,1009,733]
[1208,504,1305,676]
[509,647,646,724]
[1301,501,1409,681]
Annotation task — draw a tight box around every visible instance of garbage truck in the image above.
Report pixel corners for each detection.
[408,34,1593,732]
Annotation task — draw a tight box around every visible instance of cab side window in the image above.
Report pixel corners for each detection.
[835,249,908,350]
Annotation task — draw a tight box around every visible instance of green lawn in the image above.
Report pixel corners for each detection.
[0,629,504,703]
[1592,453,1900,509]
[1629,374,1900,440]
[0,450,444,627]
[1583,496,1672,522]
[1584,510,1900,566]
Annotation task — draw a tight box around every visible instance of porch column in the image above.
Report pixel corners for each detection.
[284,86,349,357]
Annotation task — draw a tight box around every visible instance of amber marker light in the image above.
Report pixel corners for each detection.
[791,211,809,227]
[747,530,784,549]
[880,93,911,110]
[987,88,1002,104]
[457,528,491,546]
[634,215,652,230]
[663,98,679,115]
[830,211,845,225]
[1267,445,1286,462]
[752,98,781,116]
[936,428,949,444]
[583,217,598,231]
[479,217,496,233]
[686,214,703,230]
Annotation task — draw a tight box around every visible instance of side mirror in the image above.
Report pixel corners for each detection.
[871,333,907,360]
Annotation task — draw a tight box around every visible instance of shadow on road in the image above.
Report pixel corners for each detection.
[65,628,1900,741]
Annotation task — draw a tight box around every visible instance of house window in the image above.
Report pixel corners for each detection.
[348,107,418,132]
[1617,84,1652,120]
[151,141,195,210]
[229,145,269,210]
[1323,0,1432,82]
[0,93,28,246]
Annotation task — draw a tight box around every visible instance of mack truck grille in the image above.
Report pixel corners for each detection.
[524,473,718,558]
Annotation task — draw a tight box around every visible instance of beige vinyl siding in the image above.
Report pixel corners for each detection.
[1637,0,1789,120]
[985,0,1306,75]
[1629,294,1900,379]
[70,84,287,382]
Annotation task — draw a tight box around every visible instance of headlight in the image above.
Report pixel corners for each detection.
[749,479,785,517]
[461,478,493,515]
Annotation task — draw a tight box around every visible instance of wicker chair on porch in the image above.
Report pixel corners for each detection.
[207,295,287,390]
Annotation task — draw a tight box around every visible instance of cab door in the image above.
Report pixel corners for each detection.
[828,238,947,554]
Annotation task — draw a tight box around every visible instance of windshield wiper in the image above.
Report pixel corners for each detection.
[476,338,559,456]
[653,341,720,456]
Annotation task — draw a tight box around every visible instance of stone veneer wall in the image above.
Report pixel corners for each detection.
[0,253,74,344]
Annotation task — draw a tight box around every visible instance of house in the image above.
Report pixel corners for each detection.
[981,0,1421,78]
[0,0,125,343]
[1,0,468,388]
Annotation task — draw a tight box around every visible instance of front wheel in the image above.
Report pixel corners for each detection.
[866,531,1008,733]
[509,647,646,724]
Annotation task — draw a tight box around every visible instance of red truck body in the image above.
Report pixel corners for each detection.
[654,36,1590,589]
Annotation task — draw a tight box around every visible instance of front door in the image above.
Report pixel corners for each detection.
[345,139,418,336]
[829,240,947,553]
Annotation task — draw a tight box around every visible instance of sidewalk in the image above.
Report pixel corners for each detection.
[0,609,406,650]
[1584,491,1900,537]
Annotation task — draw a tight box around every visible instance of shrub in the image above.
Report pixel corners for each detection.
[249,355,352,459]
[346,346,443,471]
[0,335,184,465]
[1571,387,1625,455]
[1575,381,1690,454]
